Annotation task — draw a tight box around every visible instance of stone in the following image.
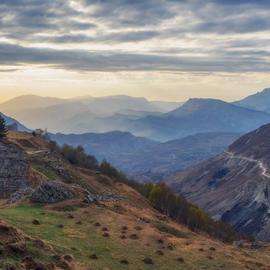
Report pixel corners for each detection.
[143,258,153,265]
[129,234,139,240]
[120,259,129,265]
[63,254,74,262]
[31,181,76,203]
[32,219,40,225]
[89,254,98,260]
[9,188,34,203]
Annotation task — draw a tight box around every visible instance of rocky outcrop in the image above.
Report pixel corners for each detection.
[31,181,76,203]
[9,188,34,203]
[0,141,30,198]
[84,191,122,203]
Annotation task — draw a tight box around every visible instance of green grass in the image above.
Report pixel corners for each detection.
[0,204,191,270]
[0,204,259,270]
[32,164,58,180]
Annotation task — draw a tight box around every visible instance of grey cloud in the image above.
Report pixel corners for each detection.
[46,30,160,44]
[0,42,269,73]
[0,0,269,74]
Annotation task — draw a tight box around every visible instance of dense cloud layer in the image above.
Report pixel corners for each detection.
[0,0,269,72]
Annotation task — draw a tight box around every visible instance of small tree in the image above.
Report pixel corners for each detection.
[0,115,7,139]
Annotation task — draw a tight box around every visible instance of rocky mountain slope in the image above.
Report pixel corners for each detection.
[52,131,240,182]
[1,131,270,269]
[168,123,270,241]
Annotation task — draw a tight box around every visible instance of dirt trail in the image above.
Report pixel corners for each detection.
[225,151,270,179]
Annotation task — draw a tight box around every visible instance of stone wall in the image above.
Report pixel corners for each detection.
[0,141,30,198]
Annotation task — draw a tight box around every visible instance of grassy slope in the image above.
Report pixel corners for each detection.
[1,202,270,270]
[0,131,270,270]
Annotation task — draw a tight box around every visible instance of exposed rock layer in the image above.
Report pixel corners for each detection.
[31,181,76,203]
[0,141,30,198]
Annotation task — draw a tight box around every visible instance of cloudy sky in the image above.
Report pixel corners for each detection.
[0,0,269,102]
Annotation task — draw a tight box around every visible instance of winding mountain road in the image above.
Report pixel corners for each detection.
[225,151,270,179]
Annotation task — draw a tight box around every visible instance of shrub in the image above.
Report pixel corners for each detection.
[49,140,99,170]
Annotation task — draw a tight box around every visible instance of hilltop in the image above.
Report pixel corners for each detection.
[0,131,270,269]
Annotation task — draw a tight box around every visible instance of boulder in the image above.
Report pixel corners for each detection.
[9,188,34,203]
[31,181,76,203]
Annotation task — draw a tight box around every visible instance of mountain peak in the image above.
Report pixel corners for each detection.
[185,98,227,105]
[234,87,270,112]
[166,98,231,117]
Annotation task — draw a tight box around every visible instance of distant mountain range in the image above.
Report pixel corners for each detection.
[128,98,270,140]
[2,90,270,141]
[167,123,270,240]
[234,88,270,113]
[0,95,182,135]
[51,131,240,182]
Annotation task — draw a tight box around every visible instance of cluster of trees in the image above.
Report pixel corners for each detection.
[49,141,99,170]
[142,183,238,243]
[0,115,7,139]
[98,160,238,243]
[48,139,238,243]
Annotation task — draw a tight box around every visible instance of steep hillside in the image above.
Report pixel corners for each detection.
[130,98,270,141]
[1,131,270,269]
[52,132,240,182]
[168,123,270,241]
[234,88,270,113]
[0,112,29,131]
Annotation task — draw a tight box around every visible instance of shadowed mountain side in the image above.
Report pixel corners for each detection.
[167,124,270,240]
[51,131,241,182]
[128,98,270,141]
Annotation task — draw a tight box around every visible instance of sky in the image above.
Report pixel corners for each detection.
[0,0,269,102]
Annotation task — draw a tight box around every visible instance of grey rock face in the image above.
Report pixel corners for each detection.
[9,188,34,203]
[83,191,122,203]
[31,181,76,203]
[0,141,30,198]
